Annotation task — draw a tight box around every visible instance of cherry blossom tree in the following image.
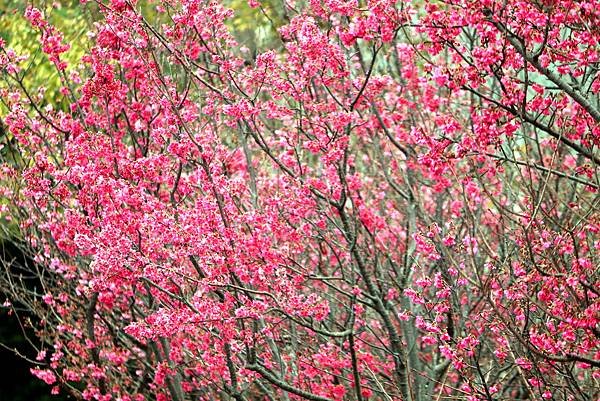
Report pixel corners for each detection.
[0,0,598,400]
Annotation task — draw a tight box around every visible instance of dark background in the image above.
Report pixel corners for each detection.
[0,311,69,401]
[0,239,69,401]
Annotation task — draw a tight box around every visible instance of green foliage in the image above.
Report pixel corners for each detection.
[0,0,88,114]
[225,0,286,57]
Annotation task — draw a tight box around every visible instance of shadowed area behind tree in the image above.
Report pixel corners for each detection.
[0,241,69,401]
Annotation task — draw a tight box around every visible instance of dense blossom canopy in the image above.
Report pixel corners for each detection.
[0,0,598,400]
